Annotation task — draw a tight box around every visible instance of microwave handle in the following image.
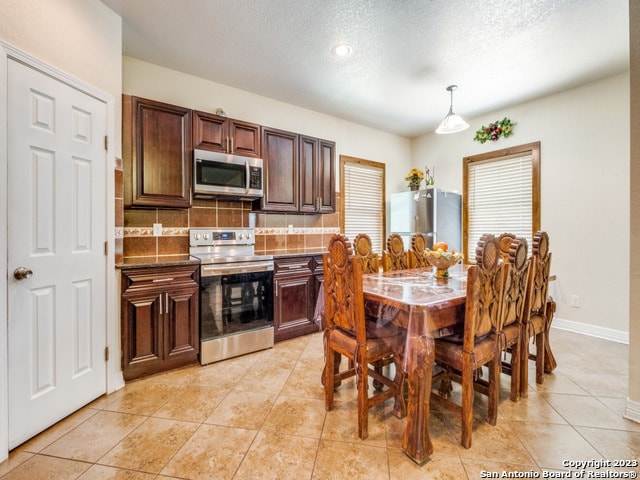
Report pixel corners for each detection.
[245,160,250,193]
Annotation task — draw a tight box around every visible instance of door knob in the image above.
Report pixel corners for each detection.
[13,267,33,280]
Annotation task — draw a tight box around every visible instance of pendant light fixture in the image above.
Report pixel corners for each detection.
[435,84,469,134]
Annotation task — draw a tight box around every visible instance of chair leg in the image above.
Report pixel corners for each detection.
[460,354,474,449]
[323,339,336,411]
[509,340,521,402]
[543,299,558,373]
[535,331,545,385]
[520,333,530,398]
[373,359,384,391]
[356,349,369,440]
[487,357,499,426]
[438,368,453,399]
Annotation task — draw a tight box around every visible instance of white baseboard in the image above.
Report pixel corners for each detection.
[624,398,640,424]
[112,371,125,392]
[551,317,629,344]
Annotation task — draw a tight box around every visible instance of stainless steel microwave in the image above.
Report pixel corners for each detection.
[193,149,264,200]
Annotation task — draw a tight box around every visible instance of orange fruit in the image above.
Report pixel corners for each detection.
[433,241,448,252]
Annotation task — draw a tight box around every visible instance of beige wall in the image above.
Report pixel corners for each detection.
[0,0,122,154]
[628,0,639,408]
[412,74,631,337]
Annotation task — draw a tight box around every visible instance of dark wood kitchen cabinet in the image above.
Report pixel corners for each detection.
[259,127,300,212]
[299,136,335,213]
[257,127,335,214]
[193,110,261,157]
[122,95,193,208]
[273,255,323,342]
[121,264,199,381]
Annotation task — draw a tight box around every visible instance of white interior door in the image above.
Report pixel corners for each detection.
[7,59,107,448]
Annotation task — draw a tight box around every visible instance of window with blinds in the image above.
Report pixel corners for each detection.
[464,142,540,263]
[340,156,386,254]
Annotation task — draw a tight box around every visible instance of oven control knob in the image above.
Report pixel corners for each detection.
[203,234,210,240]
[239,233,244,239]
[194,233,200,241]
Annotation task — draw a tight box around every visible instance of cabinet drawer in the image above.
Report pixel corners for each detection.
[274,257,313,275]
[122,265,199,291]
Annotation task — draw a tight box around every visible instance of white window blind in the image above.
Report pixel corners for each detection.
[343,162,385,254]
[467,152,533,263]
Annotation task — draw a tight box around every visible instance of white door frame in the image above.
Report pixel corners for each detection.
[0,41,120,462]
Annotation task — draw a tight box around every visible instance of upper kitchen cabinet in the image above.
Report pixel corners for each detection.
[259,127,300,212]
[123,95,193,208]
[193,110,261,158]
[299,136,335,213]
[257,127,336,214]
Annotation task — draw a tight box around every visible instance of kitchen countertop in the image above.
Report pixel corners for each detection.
[116,255,200,270]
[272,251,325,259]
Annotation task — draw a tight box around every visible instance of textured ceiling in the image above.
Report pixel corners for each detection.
[101,0,629,138]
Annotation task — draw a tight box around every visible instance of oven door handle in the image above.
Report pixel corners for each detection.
[201,261,274,277]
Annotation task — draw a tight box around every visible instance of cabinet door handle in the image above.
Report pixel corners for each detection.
[153,277,174,283]
[284,263,308,269]
[230,136,234,152]
[159,294,163,316]
[165,292,169,314]
[275,280,278,297]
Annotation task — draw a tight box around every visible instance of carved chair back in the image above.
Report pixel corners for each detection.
[382,233,409,271]
[497,232,517,261]
[353,233,380,274]
[463,234,506,349]
[409,233,430,268]
[526,231,552,318]
[499,236,530,330]
[323,234,366,344]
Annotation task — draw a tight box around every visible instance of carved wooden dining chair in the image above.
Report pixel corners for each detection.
[322,234,406,439]
[382,233,409,271]
[408,233,431,268]
[353,233,380,273]
[495,236,530,402]
[432,233,507,449]
[520,231,553,397]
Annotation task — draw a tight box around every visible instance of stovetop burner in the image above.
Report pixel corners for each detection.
[189,228,273,265]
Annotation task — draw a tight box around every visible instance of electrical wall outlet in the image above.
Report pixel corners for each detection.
[288,224,294,234]
[570,294,581,308]
[153,223,163,236]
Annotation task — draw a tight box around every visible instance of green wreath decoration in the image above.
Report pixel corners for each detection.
[474,117,514,144]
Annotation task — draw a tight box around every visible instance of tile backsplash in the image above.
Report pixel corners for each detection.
[119,190,340,261]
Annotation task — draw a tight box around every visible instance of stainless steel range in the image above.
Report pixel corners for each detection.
[189,228,274,364]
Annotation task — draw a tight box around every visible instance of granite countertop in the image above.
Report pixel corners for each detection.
[116,255,200,270]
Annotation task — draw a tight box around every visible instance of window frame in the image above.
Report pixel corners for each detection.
[462,141,541,262]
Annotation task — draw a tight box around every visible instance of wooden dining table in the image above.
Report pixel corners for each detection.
[361,264,468,464]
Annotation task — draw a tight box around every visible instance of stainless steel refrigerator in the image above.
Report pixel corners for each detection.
[390,187,462,251]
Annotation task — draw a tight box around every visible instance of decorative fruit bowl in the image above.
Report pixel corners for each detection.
[424,249,464,278]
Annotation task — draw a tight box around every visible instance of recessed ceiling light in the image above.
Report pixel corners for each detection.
[332,44,352,57]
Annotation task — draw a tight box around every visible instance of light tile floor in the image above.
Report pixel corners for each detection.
[1,328,638,479]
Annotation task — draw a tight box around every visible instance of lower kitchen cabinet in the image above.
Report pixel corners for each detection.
[273,255,323,342]
[121,264,199,381]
